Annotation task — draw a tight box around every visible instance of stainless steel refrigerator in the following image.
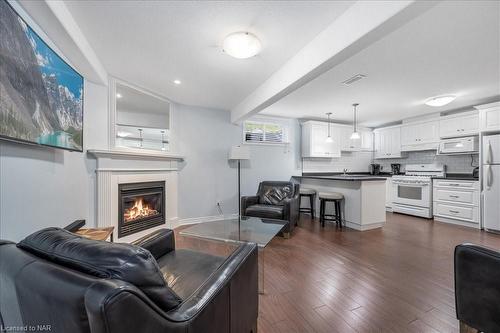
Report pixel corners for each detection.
[483,134,500,231]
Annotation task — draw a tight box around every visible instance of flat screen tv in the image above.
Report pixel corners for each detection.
[0,0,83,152]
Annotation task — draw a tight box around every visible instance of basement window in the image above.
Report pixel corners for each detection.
[243,119,289,144]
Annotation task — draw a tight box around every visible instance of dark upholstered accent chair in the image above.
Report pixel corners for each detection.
[0,228,258,333]
[241,181,300,237]
[455,243,500,333]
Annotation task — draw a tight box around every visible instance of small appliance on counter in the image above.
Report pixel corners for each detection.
[472,167,479,178]
[369,163,381,175]
[391,164,401,175]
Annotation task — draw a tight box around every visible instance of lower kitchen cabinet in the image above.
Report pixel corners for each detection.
[433,179,479,228]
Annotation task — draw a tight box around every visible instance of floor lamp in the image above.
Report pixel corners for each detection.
[229,145,250,217]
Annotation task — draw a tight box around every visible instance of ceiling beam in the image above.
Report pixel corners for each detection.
[16,0,108,85]
[230,0,437,123]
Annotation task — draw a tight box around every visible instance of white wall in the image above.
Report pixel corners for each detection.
[376,150,479,174]
[303,151,373,173]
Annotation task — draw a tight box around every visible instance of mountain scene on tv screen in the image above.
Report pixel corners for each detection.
[0,1,83,151]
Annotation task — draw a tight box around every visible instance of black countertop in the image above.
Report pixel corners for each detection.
[435,173,479,181]
[296,172,478,181]
[293,173,387,182]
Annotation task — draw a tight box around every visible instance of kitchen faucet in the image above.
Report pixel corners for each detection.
[343,168,348,176]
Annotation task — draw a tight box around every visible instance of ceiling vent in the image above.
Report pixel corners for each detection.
[342,74,367,86]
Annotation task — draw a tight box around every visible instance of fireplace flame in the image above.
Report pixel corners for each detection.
[124,197,159,222]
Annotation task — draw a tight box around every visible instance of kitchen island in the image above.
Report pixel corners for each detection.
[292,174,387,231]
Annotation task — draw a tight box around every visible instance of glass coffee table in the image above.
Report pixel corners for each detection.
[180,216,287,293]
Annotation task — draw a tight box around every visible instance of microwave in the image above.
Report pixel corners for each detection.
[438,136,479,155]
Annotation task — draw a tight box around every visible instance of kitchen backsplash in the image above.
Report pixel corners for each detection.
[303,151,373,173]
[302,150,479,174]
[376,150,479,174]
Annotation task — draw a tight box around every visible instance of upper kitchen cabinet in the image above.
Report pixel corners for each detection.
[401,119,439,151]
[374,126,404,159]
[339,125,373,152]
[439,111,479,138]
[301,121,340,158]
[475,101,500,133]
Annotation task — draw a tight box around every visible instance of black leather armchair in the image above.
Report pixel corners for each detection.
[241,181,300,237]
[455,243,500,333]
[0,228,258,333]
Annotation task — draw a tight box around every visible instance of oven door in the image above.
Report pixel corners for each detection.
[392,181,431,207]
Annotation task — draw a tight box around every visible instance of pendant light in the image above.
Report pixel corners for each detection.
[325,112,333,143]
[350,103,360,140]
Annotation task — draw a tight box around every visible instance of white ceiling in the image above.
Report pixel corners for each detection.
[261,1,500,127]
[64,0,354,110]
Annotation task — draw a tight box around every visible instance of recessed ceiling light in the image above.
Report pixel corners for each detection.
[173,79,181,85]
[424,95,456,107]
[116,93,122,98]
[223,32,261,59]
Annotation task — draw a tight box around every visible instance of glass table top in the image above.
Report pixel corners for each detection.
[179,216,287,248]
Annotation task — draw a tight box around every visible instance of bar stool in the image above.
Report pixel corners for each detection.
[299,188,316,217]
[318,192,344,228]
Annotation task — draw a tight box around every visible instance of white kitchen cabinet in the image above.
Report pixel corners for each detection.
[339,126,373,152]
[401,119,439,151]
[301,121,340,158]
[433,179,480,228]
[339,125,361,151]
[374,126,403,159]
[439,111,479,138]
[475,101,500,133]
[360,130,374,151]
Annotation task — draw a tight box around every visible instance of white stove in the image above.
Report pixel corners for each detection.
[391,164,446,218]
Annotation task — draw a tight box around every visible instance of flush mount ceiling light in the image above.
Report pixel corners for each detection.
[325,112,333,143]
[425,95,456,107]
[116,93,122,98]
[173,79,181,85]
[350,103,360,140]
[223,32,261,59]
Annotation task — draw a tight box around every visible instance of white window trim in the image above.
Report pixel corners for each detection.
[242,117,290,145]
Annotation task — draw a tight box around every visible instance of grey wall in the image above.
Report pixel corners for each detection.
[0,80,108,241]
[0,1,303,240]
[173,104,302,219]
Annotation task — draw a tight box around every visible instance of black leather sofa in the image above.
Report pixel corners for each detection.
[241,181,300,237]
[0,228,258,333]
[455,243,500,333]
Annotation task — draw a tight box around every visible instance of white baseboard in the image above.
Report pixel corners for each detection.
[433,216,480,229]
[173,213,239,229]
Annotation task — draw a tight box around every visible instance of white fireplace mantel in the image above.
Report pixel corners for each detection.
[88,149,181,242]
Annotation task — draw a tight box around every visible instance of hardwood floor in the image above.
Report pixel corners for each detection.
[177,213,500,332]
[257,213,500,333]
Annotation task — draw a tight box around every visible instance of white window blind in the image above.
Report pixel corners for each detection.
[243,120,287,144]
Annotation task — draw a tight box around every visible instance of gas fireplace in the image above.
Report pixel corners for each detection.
[118,181,165,238]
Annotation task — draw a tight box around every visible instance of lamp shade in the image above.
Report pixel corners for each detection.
[229,145,250,160]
